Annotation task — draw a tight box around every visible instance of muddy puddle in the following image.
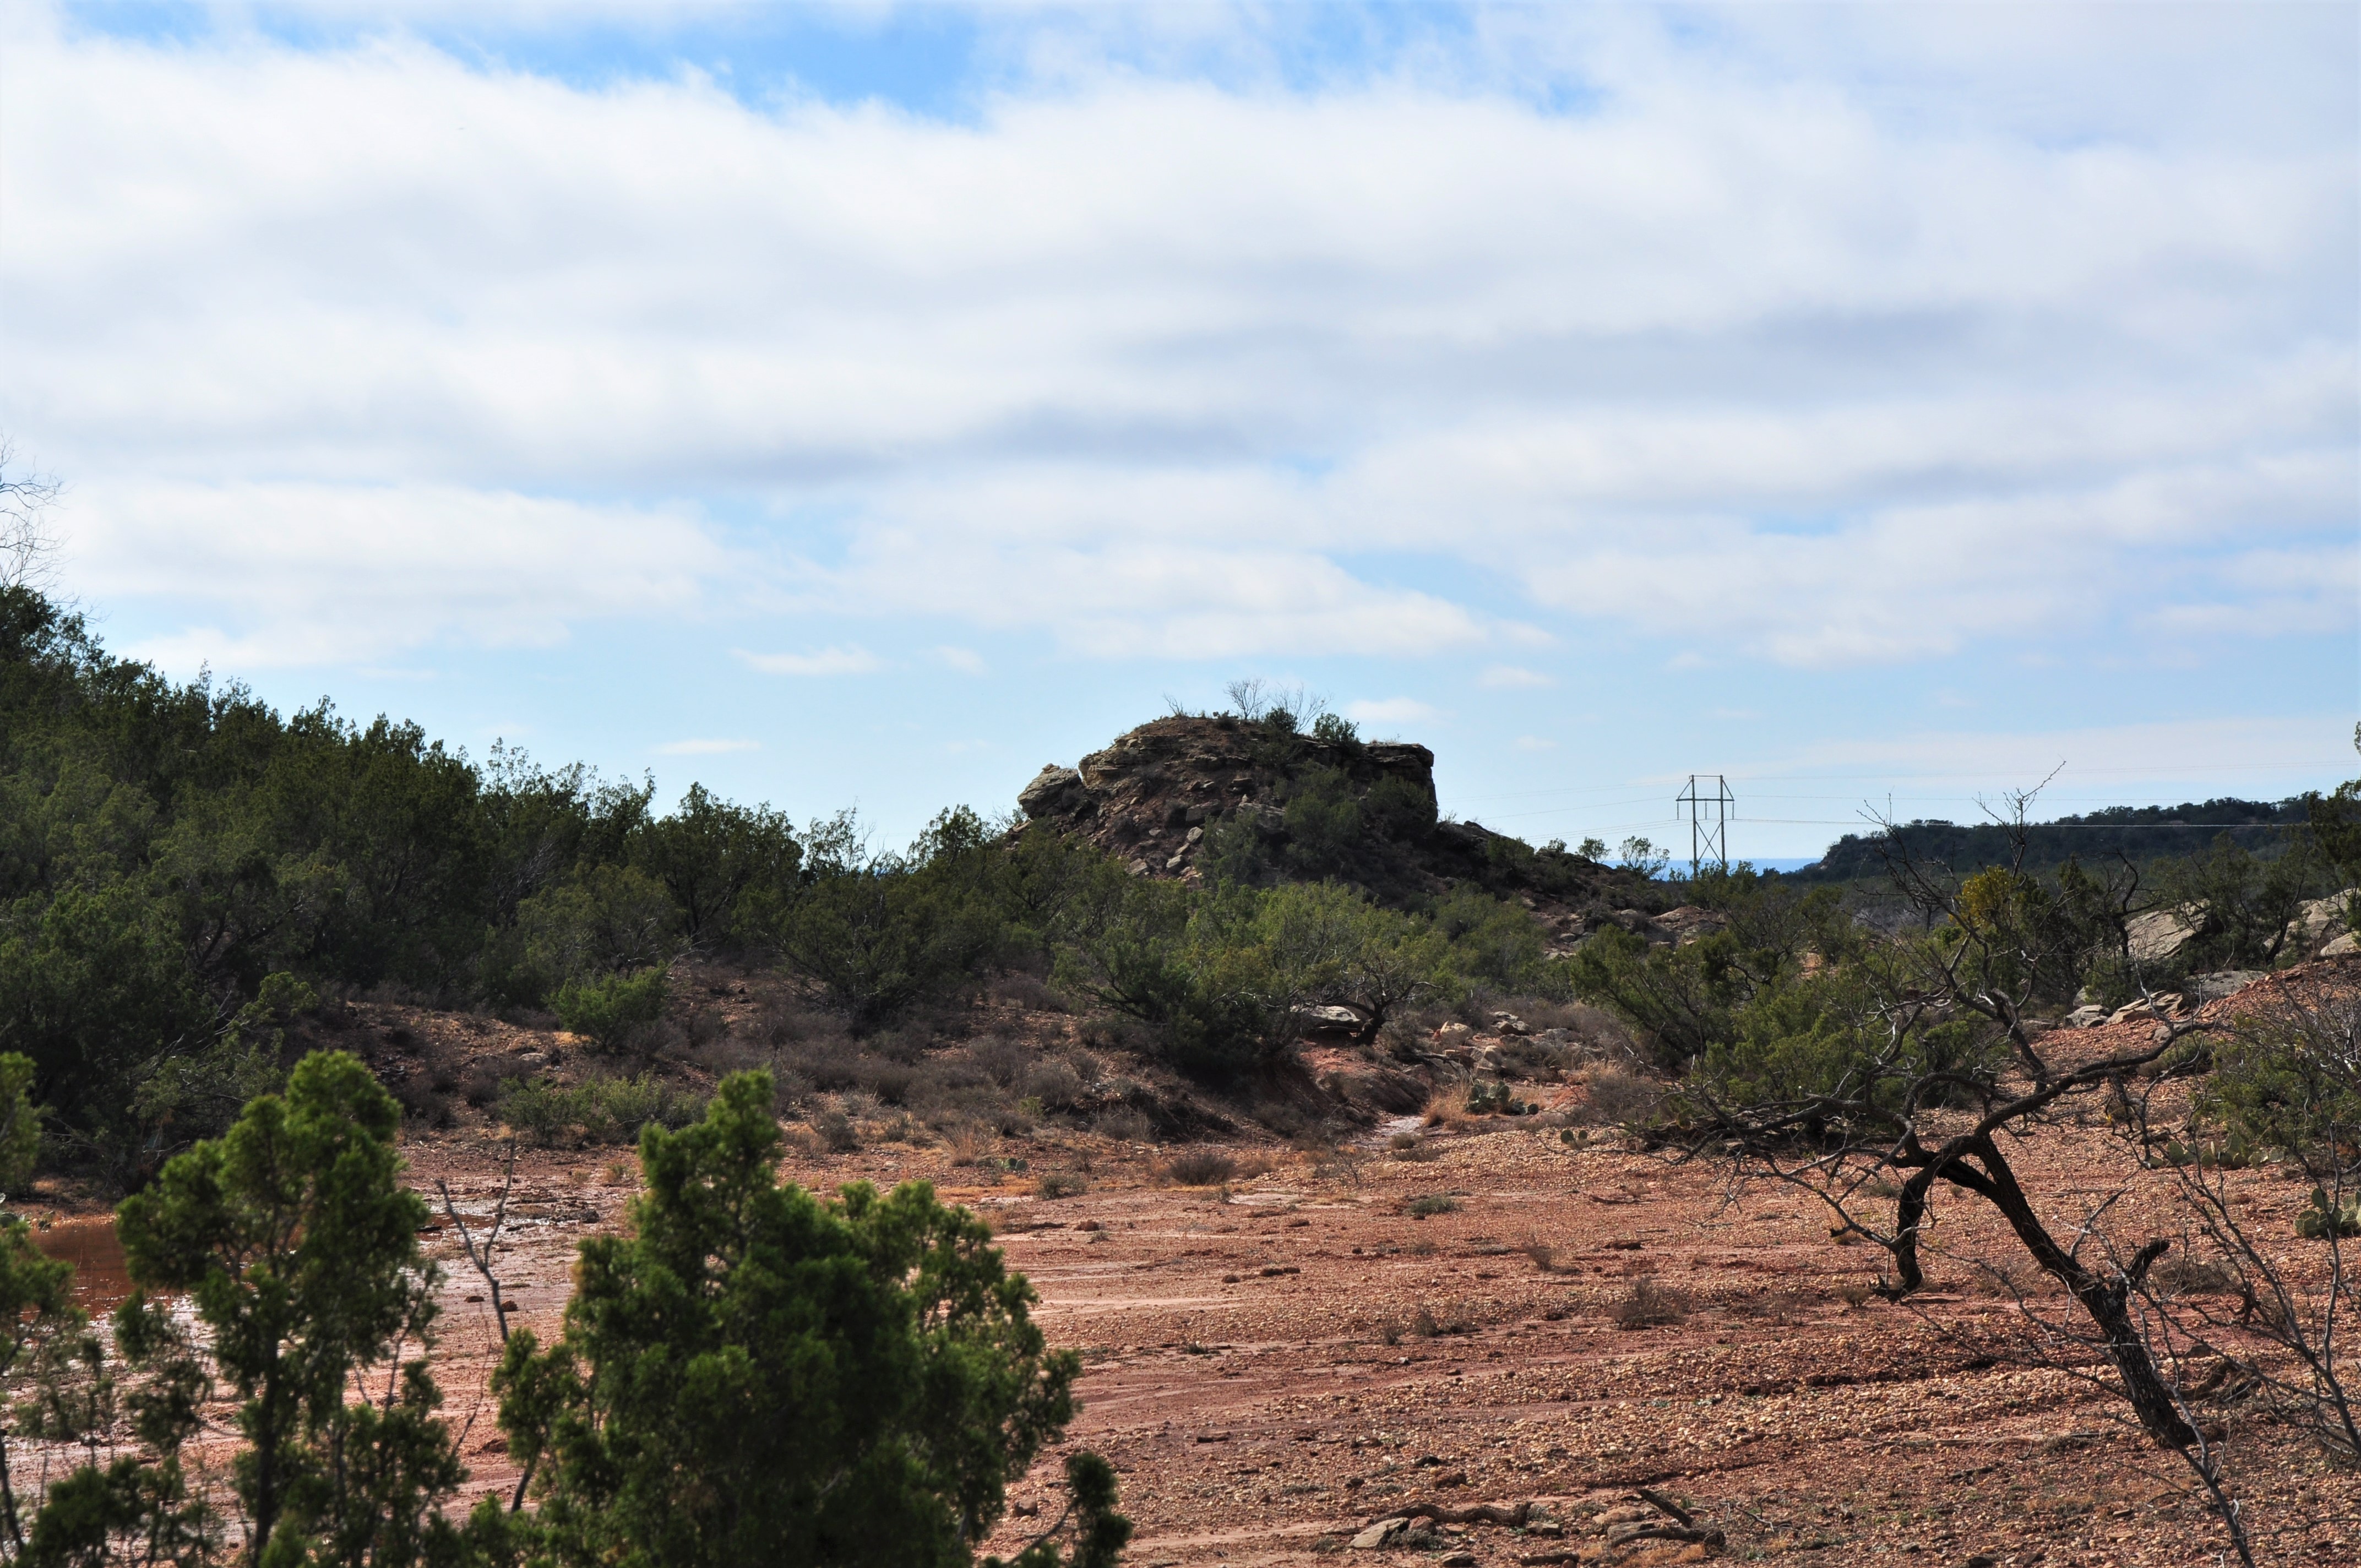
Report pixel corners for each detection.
[34,1215,133,1311]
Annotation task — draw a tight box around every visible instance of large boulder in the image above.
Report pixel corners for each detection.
[2126,903,2206,966]
[2283,889,2359,954]
[1017,765,1086,819]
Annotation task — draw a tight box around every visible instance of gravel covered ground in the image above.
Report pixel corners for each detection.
[396,1081,2361,1568]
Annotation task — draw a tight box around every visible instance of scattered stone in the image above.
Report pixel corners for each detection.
[1348,1521,1403,1550]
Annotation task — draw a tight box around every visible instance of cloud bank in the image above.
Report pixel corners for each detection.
[3,1,2352,671]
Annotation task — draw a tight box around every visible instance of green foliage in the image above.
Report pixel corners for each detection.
[491,866,682,1009]
[0,1052,41,1201]
[498,1073,706,1147]
[777,810,1011,1029]
[1616,837,1670,880]
[2297,1186,2361,1240]
[1277,769,1364,879]
[0,1206,81,1549]
[2304,778,2361,915]
[2158,830,2333,971]
[1059,875,1455,1079]
[1308,712,1359,749]
[2198,1000,2361,1177]
[1798,797,2313,883]
[1566,874,1853,1070]
[1433,888,1545,992]
[548,965,670,1050]
[491,1070,1122,1568]
[0,585,785,1158]
[1462,1081,1531,1116]
[629,783,799,950]
[113,1051,461,1567]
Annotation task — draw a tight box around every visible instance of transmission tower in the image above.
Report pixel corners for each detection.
[1674,774,1735,878]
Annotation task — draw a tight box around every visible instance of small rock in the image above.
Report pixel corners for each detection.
[2186,970,2266,1003]
[1348,1521,1401,1550]
[1440,1555,1477,1567]
[2064,1004,2109,1028]
[2326,932,2361,957]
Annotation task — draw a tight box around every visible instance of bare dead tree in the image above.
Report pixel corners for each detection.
[0,441,62,592]
[2116,979,2361,1476]
[1658,788,2268,1561]
[437,1140,536,1511]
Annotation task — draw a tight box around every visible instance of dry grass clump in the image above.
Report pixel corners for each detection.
[1158,1149,1239,1187]
[1093,1105,1152,1141]
[1727,1289,1809,1325]
[1611,1278,1690,1330]
[811,1108,861,1153]
[2150,1251,2240,1296]
[1574,1067,1663,1127]
[942,1121,995,1167]
[1036,1170,1089,1199]
[1420,1086,1462,1128]
[1405,1194,1459,1219]
[1390,1132,1438,1162]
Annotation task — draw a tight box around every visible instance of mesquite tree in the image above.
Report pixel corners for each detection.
[1650,806,2262,1561]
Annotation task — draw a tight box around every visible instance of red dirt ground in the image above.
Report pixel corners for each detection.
[33,968,2361,1566]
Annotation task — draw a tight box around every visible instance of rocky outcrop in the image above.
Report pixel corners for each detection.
[2283,889,2358,957]
[1014,715,1663,919]
[2125,903,2206,966]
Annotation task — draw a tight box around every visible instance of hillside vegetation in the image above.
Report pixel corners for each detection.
[0,585,1644,1184]
[1795,797,2310,881]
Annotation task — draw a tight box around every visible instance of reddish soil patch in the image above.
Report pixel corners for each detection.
[400,1107,2359,1566]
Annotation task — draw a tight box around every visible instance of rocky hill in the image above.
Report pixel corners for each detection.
[1015,714,1668,937]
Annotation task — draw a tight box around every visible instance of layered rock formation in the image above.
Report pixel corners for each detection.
[1014,715,1665,931]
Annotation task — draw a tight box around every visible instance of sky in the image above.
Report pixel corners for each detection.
[3,1,2355,865]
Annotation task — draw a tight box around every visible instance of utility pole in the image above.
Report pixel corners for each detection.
[1674,774,1734,878]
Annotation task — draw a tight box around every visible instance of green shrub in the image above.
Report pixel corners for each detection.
[488,1071,1128,1567]
[776,810,1010,1029]
[2297,1186,2361,1239]
[550,964,670,1048]
[1406,1195,1457,1219]
[499,1073,706,1147]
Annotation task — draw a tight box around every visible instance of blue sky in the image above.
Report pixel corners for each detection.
[4,1,2355,861]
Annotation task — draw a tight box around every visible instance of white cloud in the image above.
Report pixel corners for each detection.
[654,737,759,755]
[67,479,725,669]
[935,645,987,673]
[1754,714,2357,795]
[1480,665,1554,689]
[1,4,2349,668]
[735,645,882,676]
[1345,697,1440,726]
